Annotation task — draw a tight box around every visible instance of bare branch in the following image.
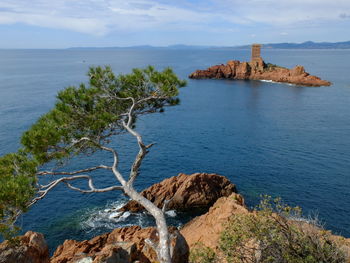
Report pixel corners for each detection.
[122,119,149,185]
[66,135,133,191]
[37,165,111,176]
[64,182,123,193]
[127,97,136,127]
[118,96,152,185]
[96,144,128,186]
[30,175,122,207]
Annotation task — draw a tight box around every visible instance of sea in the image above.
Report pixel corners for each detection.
[0,48,349,251]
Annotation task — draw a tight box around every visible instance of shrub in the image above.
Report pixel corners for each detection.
[265,63,287,71]
[189,242,217,263]
[219,196,346,263]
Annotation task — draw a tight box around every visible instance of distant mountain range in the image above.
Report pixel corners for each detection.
[68,41,350,50]
[68,44,212,50]
[234,41,350,49]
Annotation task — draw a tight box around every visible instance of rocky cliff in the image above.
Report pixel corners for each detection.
[51,226,188,263]
[2,173,350,263]
[180,193,248,250]
[0,231,49,263]
[119,173,236,213]
[189,58,331,87]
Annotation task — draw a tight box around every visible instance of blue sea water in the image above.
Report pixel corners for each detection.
[0,48,349,251]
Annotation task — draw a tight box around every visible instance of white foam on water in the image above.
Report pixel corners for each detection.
[260,79,274,83]
[80,200,156,233]
[108,211,122,219]
[79,199,181,234]
[260,79,298,86]
[80,200,134,232]
[119,211,131,221]
[165,210,177,217]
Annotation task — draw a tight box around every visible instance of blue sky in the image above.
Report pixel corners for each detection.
[1,0,350,48]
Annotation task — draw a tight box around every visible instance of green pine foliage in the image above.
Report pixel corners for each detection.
[21,65,186,164]
[0,152,37,240]
[0,65,186,241]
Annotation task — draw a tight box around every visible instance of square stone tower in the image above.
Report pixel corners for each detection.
[251,44,262,62]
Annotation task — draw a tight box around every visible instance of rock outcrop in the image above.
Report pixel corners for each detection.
[180,193,248,250]
[181,193,350,262]
[0,231,49,263]
[51,173,234,263]
[189,58,331,87]
[119,173,236,213]
[4,174,350,263]
[51,226,189,263]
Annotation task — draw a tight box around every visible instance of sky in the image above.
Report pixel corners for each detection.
[0,0,350,48]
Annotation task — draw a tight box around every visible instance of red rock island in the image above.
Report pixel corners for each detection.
[189,44,331,87]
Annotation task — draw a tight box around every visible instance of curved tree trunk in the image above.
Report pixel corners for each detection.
[124,185,171,263]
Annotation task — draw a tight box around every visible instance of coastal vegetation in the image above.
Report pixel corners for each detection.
[0,152,37,241]
[265,63,281,70]
[189,196,347,263]
[0,66,186,263]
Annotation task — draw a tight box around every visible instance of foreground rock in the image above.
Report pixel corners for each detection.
[180,193,248,250]
[181,193,350,262]
[51,226,188,263]
[119,173,236,213]
[189,58,331,87]
[0,231,49,263]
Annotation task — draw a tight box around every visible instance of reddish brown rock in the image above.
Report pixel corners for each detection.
[119,173,236,213]
[51,226,188,263]
[189,59,331,87]
[0,231,49,263]
[236,61,251,79]
[93,244,131,263]
[180,193,350,263]
[180,193,248,250]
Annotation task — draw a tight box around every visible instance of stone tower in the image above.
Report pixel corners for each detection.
[251,44,261,62]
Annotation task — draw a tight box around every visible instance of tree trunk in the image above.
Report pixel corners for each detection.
[124,186,171,263]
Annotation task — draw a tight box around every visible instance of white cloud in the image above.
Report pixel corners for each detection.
[0,0,220,35]
[215,0,350,25]
[0,11,109,35]
[0,0,349,36]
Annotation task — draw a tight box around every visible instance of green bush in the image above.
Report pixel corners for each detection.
[189,242,217,263]
[0,152,37,241]
[219,196,346,263]
[265,63,287,71]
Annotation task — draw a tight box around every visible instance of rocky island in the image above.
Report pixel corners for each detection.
[189,44,331,87]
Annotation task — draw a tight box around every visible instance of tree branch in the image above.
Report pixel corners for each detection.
[114,95,172,263]
[65,136,130,190]
[63,181,123,193]
[122,120,150,185]
[37,165,111,176]
[30,175,122,207]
